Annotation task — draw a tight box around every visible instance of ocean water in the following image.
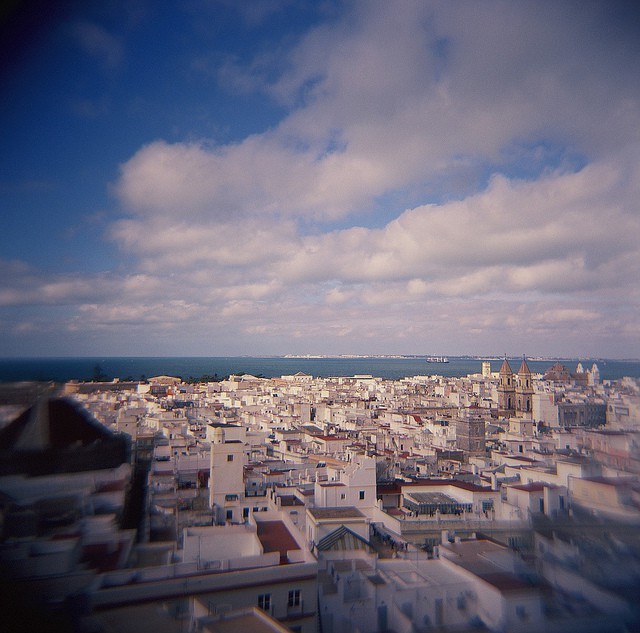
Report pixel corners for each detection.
[0,357,638,383]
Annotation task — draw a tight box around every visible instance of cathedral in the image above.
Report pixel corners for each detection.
[497,357,534,418]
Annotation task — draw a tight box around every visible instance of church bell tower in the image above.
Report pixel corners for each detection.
[498,358,516,415]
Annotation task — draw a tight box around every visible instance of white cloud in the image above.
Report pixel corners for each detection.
[96,147,640,354]
[114,135,395,222]
[272,160,640,294]
[77,300,202,327]
[101,139,640,355]
[114,2,640,233]
[536,309,600,324]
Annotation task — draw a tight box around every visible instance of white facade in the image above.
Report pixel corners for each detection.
[209,427,246,523]
[314,456,377,512]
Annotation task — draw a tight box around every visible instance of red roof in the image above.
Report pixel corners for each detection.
[256,520,300,564]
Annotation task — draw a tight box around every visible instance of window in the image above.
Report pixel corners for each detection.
[288,589,301,607]
[359,490,365,500]
[258,593,271,611]
[227,454,234,462]
[340,493,346,500]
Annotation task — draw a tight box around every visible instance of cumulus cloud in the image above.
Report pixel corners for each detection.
[114,135,394,221]
[115,2,640,227]
[96,151,640,356]
[275,161,640,292]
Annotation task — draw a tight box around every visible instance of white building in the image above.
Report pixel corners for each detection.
[209,425,246,523]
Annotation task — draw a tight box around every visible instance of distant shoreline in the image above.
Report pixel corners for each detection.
[1,354,637,361]
[1,356,639,384]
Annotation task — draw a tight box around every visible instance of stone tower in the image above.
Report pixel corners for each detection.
[498,358,516,413]
[456,411,486,457]
[516,357,534,416]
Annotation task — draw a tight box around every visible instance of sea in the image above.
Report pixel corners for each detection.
[0,356,639,383]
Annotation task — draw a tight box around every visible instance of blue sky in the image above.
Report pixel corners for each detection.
[1,0,639,358]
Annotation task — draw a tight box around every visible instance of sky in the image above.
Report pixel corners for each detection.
[1,0,640,359]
